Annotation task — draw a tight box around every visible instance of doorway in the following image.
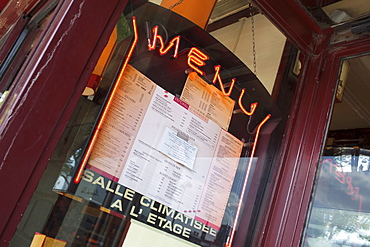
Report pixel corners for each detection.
[303,54,370,246]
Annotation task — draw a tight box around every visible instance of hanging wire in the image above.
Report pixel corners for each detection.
[249,3,257,75]
[169,0,185,10]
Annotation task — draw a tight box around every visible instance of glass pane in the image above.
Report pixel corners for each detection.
[10,1,295,246]
[303,55,370,246]
[0,0,59,107]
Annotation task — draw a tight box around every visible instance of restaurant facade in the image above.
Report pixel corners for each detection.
[1,0,370,246]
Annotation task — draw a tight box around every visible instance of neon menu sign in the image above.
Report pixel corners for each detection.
[147,23,264,119]
[75,14,276,247]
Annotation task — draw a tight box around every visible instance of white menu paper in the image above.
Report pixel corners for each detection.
[180,72,235,130]
[88,66,243,229]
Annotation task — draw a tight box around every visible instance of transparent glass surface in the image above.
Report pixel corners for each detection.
[0,0,59,107]
[303,55,370,246]
[10,1,295,246]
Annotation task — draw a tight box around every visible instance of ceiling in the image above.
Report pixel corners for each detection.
[209,0,250,23]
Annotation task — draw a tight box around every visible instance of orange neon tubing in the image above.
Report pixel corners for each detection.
[212,65,236,96]
[74,16,139,184]
[147,26,159,51]
[159,36,181,57]
[238,88,258,116]
[148,26,181,58]
[226,114,271,247]
[187,47,209,75]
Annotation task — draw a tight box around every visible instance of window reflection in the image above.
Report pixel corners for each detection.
[305,148,370,246]
[303,55,370,246]
[9,2,286,246]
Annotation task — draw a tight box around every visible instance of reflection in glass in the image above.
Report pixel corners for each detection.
[303,55,370,246]
[9,1,288,246]
[305,148,370,246]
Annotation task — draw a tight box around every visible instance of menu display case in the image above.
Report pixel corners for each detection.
[10,2,282,247]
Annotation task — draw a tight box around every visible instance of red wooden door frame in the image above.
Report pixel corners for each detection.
[252,0,370,246]
[0,0,128,244]
[2,0,370,246]
[252,0,331,56]
[0,0,8,10]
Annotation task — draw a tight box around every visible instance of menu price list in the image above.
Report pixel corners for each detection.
[89,66,243,229]
[89,65,156,179]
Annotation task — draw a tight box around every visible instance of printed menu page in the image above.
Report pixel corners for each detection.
[118,87,221,216]
[158,127,198,170]
[88,65,156,180]
[180,72,235,130]
[195,129,243,229]
[88,66,243,229]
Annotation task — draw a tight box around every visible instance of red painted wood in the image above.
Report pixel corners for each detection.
[0,16,28,92]
[251,0,332,55]
[252,1,370,245]
[0,0,9,10]
[259,51,340,246]
[0,0,40,38]
[247,0,370,246]
[0,0,128,244]
[1,1,369,246]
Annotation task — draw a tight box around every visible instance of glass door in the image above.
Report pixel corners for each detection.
[9,2,294,247]
[303,54,370,247]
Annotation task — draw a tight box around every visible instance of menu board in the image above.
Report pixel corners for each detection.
[180,72,235,130]
[89,65,156,179]
[88,65,243,229]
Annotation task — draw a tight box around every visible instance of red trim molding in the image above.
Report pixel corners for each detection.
[252,0,332,55]
[0,0,128,243]
[253,0,370,245]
